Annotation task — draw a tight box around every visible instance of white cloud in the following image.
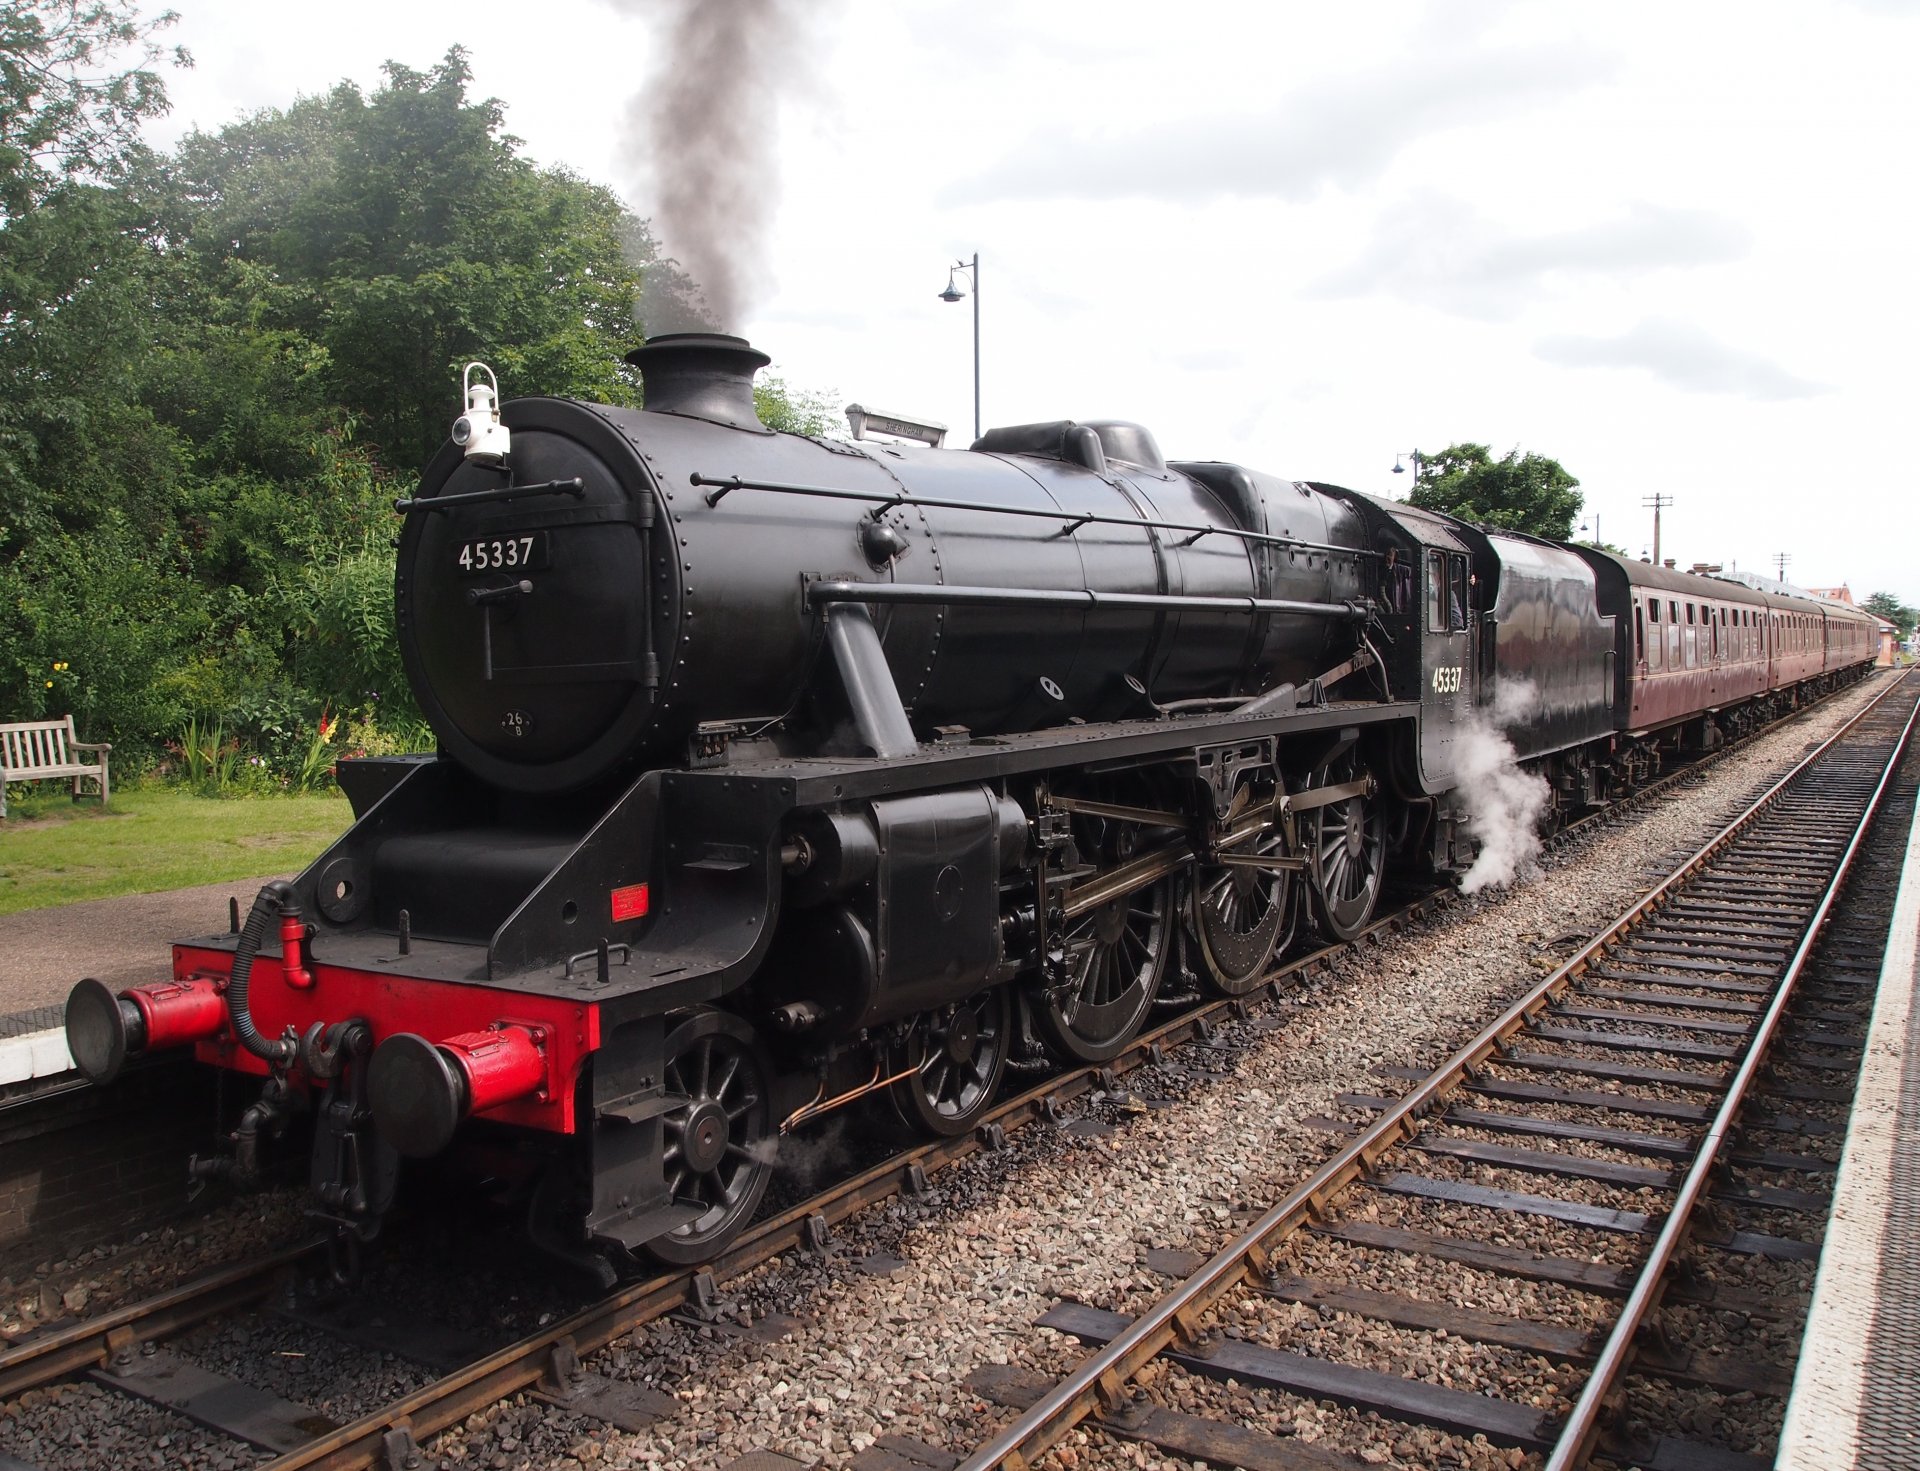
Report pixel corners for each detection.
[944,42,1619,205]
[1534,319,1830,401]
[1311,199,1750,320]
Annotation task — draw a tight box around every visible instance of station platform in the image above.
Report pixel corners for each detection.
[1778,778,1920,1469]
[0,872,284,1091]
[0,1002,70,1088]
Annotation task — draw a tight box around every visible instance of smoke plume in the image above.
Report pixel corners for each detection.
[610,0,807,334]
[1455,680,1552,895]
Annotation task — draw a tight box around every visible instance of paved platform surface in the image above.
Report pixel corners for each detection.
[1779,775,1920,1469]
[0,874,287,1084]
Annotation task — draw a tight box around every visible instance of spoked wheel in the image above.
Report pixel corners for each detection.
[644,1009,774,1267]
[1191,824,1296,997]
[1304,752,1386,942]
[1035,876,1173,1063]
[892,985,1011,1137]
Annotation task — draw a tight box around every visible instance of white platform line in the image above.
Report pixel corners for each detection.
[1777,792,1920,1471]
[0,1027,76,1087]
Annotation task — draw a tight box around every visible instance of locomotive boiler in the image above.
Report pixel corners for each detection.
[63,333,1877,1277]
[401,334,1371,791]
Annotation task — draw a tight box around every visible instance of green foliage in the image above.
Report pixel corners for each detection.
[174,714,242,793]
[1407,443,1584,541]
[1864,591,1916,639]
[755,373,842,437]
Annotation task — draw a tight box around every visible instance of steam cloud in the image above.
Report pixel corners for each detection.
[609,0,807,335]
[1455,680,1552,895]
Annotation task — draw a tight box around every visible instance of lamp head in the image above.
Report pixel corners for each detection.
[938,270,966,303]
[1391,458,1405,475]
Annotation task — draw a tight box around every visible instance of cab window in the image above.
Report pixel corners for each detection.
[1447,556,1469,631]
[1426,551,1445,632]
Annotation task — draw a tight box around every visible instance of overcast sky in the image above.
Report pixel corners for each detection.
[146,0,1920,604]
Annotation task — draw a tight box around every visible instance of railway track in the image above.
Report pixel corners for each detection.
[959,668,1920,1471]
[0,675,1890,1470]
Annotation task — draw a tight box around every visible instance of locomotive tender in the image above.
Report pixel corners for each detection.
[63,335,1879,1275]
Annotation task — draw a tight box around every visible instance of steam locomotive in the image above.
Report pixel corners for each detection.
[63,335,1878,1277]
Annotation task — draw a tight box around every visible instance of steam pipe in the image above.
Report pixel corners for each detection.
[823,602,918,757]
[190,1074,292,1190]
[806,578,1370,622]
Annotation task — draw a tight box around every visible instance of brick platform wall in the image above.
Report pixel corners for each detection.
[0,1061,227,1270]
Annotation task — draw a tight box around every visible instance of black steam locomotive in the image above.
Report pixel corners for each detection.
[64,335,1877,1276]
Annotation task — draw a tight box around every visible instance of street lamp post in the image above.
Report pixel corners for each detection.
[938,252,980,442]
[1390,449,1423,496]
[1580,515,1601,548]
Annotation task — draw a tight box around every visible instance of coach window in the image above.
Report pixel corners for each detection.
[1635,603,1646,664]
[1426,550,1445,632]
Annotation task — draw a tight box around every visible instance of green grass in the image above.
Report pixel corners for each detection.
[0,787,351,915]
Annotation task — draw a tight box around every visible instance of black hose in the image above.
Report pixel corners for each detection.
[229,880,299,1064]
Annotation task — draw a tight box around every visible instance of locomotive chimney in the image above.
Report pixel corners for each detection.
[625,332,772,433]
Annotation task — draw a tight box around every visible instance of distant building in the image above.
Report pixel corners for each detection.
[1871,615,1900,667]
[1809,584,1855,605]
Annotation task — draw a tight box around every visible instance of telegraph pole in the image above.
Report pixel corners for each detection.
[1642,493,1673,565]
[1774,552,1791,583]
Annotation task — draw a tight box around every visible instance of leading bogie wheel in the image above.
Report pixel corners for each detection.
[643,1009,774,1267]
[1304,752,1386,942]
[892,985,1011,1136]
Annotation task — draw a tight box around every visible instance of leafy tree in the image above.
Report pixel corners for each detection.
[1407,442,1583,541]
[170,49,650,470]
[755,372,840,437]
[1864,591,1916,640]
[0,0,187,219]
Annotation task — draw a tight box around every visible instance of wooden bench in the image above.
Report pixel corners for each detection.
[0,716,110,818]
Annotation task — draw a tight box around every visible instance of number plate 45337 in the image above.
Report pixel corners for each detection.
[456,532,548,575]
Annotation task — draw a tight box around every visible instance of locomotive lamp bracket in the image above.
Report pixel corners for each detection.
[565,940,633,984]
[467,579,532,607]
[393,476,584,515]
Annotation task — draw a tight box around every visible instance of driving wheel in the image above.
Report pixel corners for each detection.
[1191,821,1296,996]
[1304,752,1386,942]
